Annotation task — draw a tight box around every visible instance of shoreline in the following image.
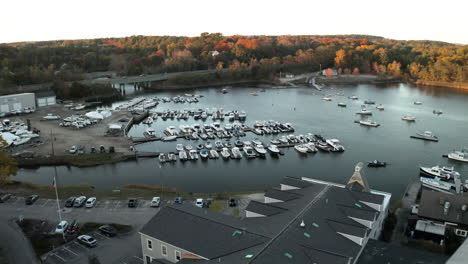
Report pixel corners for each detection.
[415,80,468,90]
[14,153,137,168]
[146,79,279,90]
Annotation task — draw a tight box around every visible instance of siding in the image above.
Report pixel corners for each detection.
[140,233,207,263]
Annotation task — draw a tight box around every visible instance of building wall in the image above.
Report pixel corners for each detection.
[264,197,283,203]
[140,233,205,264]
[0,93,36,113]
[37,96,56,107]
[245,210,266,218]
[280,184,299,191]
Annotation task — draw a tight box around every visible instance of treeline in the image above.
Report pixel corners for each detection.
[0,33,466,89]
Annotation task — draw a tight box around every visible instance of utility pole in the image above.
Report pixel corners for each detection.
[50,130,64,241]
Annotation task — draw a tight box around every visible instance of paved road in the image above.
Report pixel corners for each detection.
[0,216,40,264]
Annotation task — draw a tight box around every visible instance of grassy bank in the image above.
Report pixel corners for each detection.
[0,181,262,200]
[415,80,468,89]
[14,153,136,168]
[316,75,398,85]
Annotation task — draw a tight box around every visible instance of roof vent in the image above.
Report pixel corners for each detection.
[439,198,445,206]
[462,204,467,212]
[444,201,451,216]
[300,220,305,228]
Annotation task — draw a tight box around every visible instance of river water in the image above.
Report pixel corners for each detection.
[14,83,468,199]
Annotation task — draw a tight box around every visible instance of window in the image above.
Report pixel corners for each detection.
[145,255,152,264]
[175,250,181,261]
[455,229,468,237]
[147,239,152,250]
[161,245,167,256]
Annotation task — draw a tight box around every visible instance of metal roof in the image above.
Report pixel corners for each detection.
[418,190,468,225]
[264,189,302,202]
[245,201,287,216]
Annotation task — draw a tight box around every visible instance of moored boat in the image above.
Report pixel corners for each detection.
[367,160,386,167]
[410,131,438,142]
[420,165,459,180]
[447,149,468,163]
[402,116,416,122]
[220,148,231,159]
[359,119,380,127]
[294,144,309,154]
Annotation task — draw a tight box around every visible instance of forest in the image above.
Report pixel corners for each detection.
[0,33,466,90]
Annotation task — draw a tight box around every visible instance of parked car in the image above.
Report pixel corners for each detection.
[228,198,237,207]
[55,220,69,234]
[77,235,97,247]
[128,198,138,208]
[90,147,96,153]
[65,197,76,207]
[98,225,117,237]
[69,146,77,154]
[150,197,161,207]
[66,220,79,235]
[0,193,12,203]
[73,196,86,207]
[174,197,183,204]
[25,195,39,205]
[85,197,97,208]
[109,146,115,153]
[99,145,105,153]
[195,198,204,208]
[78,146,85,155]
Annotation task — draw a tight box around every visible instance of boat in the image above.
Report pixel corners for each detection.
[294,144,309,154]
[176,144,184,152]
[179,151,187,161]
[414,101,422,105]
[142,117,153,125]
[420,177,452,192]
[200,149,209,159]
[433,110,443,115]
[364,100,375,105]
[43,114,60,120]
[420,166,460,180]
[168,153,177,162]
[234,140,243,147]
[215,141,224,149]
[359,119,380,127]
[144,128,157,138]
[402,116,416,122]
[305,142,318,153]
[243,146,256,158]
[279,136,289,144]
[270,139,280,145]
[254,144,267,156]
[189,150,199,160]
[322,96,332,101]
[252,138,262,145]
[447,149,468,163]
[367,160,386,167]
[337,102,347,107]
[210,149,219,159]
[250,92,258,96]
[316,141,332,152]
[326,139,345,152]
[356,106,372,115]
[158,153,166,163]
[185,145,193,150]
[410,131,438,142]
[220,148,231,159]
[376,104,384,110]
[238,111,247,121]
[162,135,177,141]
[222,89,228,94]
[349,95,358,100]
[231,147,242,159]
[267,145,281,155]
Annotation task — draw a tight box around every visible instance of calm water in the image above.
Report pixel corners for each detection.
[14,83,468,199]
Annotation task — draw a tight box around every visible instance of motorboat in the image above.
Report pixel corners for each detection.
[210,149,219,159]
[411,131,438,142]
[316,141,332,152]
[402,116,416,122]
[414,101,422,105]
[294,144,309,154]
[376,104,384,110]
[447,149,468,163]
[433,110,443,115]
[220,148,231,159]
[162,136,177,141]
[420,177,452,192]
[238,111,247,121]
[215,141,224,149]
[279,136,289,144]
[185,145,193,150]
[205,142,213,149]
[356,107,372,115]
[364,100,375,105]
[254,144,267,156]
[270,139,280,145]
[349,95,358,100]
[243,146,256,158]
[420,166,460,180]
[322,96,332,101]
[286,135,298,143]
[367,160,386,167]
[338,102,347,107]
[43,114,60,120]
[189,150,199,160]
[165,126,179,136]
[359,119,380,127]
[176,144,184,152]
[179,151,187,161]
[158,153,166,163]
[144,128,157,138]
[200,149,209,159]
[305,142,318,153]
[267,145,281,155]
[142,117,153,125]
[167,153,177,162]
[326,139,345,152]
[231,147,242,159]
[252,138,262,145]
[234,140,243,147]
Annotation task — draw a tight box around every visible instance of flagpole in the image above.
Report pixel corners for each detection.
[50,130,62,222]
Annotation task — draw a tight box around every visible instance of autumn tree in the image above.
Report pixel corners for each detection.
[0,137,17,185]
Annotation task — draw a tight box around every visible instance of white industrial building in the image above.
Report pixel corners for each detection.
[35,91,56,107]
[0,93,36,114]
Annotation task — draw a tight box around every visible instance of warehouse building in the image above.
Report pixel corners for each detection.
[35,91,56,107]
[0,93,36,114]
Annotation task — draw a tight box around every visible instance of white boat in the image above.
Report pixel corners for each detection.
[267,145,281,154]
[176,144,184,151]
[356,108,372,115]
[326,139,345,152]
[279,136,289,144]
[411,131,438,142]
[306,142,318,153]
[142,117,153,124]
[376,104,384,110]
[349,95,358,100]
[231,147,242,159]
[252,138,262,145]
[215,141,224,149]
[220,148,231,159]
[414,101,422,105]
[402,116,416,122]
[254,144,267,155]
[210,149,219,159]
[359,120,380,127]
[243,146,256,158]
[294,144,309,154]
[205,142,212,149]
[74,104,86,110]
[322,97,332,101]
[158,153,166,163]
[420,177,452,192]
[420,166,460,180]
[43,114,60,120]
[189,150,199,160]
[13,137,31,146]
[144,128,157,138]
[200,149,209,159]
[447,149,468,163]
[179,151,188,161]
[162,136,177,141]
[433,110,443,115]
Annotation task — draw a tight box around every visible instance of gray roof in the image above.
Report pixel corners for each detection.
[245,201,287,216]
[264,189,302,202]
[280,177,313,188]
[35,91,56,98]
[140,204,269,259]
[418,190,468,225]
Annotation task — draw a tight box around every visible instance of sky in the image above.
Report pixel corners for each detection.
[2,0,467,44]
